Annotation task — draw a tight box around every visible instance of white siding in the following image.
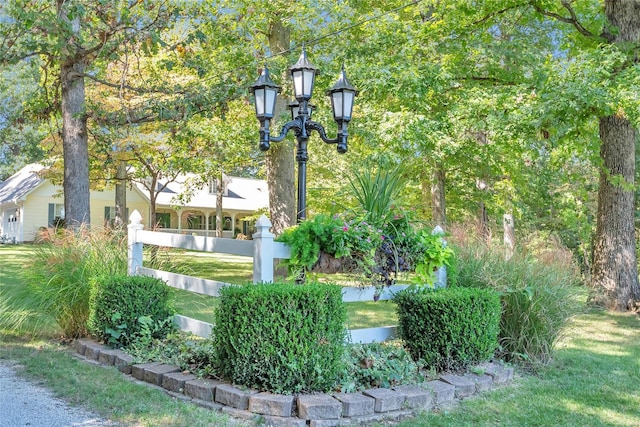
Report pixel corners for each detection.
[20,183,150,241]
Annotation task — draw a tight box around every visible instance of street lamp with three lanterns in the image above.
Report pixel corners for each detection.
[250,48,358,223]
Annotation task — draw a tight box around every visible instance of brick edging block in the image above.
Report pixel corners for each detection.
[215,384,256,410]
[73,340,515,425]
[249,392,295,417]
[297,394,342,420]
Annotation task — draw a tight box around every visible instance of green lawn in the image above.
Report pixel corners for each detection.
[153,246,398,329]
[3,244,639,426]
[172,288,398,329]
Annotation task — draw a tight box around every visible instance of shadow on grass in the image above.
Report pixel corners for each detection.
[399,309,640,427]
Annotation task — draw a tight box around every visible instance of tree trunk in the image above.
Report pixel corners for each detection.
[478,200,490,243]
[591,0,640,311]
[591,114,640,310]
[473,130,490,243]
[61,59,90,229]
[114,160,127,228]
[503,212,515,260]
[216,179,223,237]
[266,19,296,235]
[431,163,446,229]
[58,4,90,230]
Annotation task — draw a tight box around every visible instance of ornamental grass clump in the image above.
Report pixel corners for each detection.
[453,240,583,366]
[0,227,127,338]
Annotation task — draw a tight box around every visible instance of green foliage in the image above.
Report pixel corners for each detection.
[395,287,501,371]
[0,229,127,338]
[453,242,583,366]
[375,220,455,288]
[212,282,347,394]
[276,214,383,275]
[337,342,430,393]
[275,206,456,293]
[89,275,175,349]
[410,229,455,286]
[347,161,407,226]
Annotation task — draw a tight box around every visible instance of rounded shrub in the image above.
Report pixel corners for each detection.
[212,282,347,394]
[89,275,175,348]
[395,286,501,372]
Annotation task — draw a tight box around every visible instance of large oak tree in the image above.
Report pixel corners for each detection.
[0,0,180,228]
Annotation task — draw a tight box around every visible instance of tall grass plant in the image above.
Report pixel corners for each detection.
[452,230,584,366]
[0,227,127,338]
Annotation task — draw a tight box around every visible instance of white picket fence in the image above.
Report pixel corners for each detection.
[127,210,422,344]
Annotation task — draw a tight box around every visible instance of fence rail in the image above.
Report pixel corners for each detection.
[128,210,416,344]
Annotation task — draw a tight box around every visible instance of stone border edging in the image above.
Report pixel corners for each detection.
[74,339,514,427]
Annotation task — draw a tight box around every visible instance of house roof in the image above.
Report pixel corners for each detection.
[142,173,269,213]
[0,163,45,205]
[0,163,269,213]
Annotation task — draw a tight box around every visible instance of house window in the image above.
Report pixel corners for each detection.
[208,177,229,196]
[187,214,204,230]
[208,215,216,230]
[155,213,171,229]
[223,216,232,231]
[48,203,65,227]
[104,206,129,227]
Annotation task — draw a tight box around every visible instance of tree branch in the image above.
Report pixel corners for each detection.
[79,72,185,95]
[473,2,531,26]
[530,0,596,38]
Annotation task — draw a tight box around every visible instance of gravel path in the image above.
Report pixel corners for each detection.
[0,362,120,427]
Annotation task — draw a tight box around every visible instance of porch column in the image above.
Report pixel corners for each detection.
[231,213,236,236]
[177,209,183,233]
[17,207,23,243]
[204,211,210,237]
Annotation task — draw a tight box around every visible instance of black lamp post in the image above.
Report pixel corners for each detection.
[250,48,358,222]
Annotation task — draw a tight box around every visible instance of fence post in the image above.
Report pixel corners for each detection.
[432,225,447,288]
[252,214,274,283]
[128,210,144,275]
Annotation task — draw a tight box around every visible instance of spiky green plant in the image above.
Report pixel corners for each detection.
[0,227,128,338]
[347,161,407,226]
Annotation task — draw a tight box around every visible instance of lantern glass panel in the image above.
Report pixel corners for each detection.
[293,69,315,99]
[265,87,277,117]
[331,91,343,120]
[254,88,265,116]
[332,90,355,122]
[342,91,354,121]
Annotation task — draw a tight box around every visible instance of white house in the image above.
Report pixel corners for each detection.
[0,163,269,243]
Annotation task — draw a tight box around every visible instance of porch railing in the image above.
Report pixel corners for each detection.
[153,228,235,239]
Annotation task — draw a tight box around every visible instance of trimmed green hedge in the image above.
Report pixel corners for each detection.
[395,286,501,371]
[212,282,347,394]
[89,275,175,348]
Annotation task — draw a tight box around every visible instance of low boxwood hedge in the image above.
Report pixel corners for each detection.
[212,282,347,394]
[89,275,175,348]
[395,286,501,371]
